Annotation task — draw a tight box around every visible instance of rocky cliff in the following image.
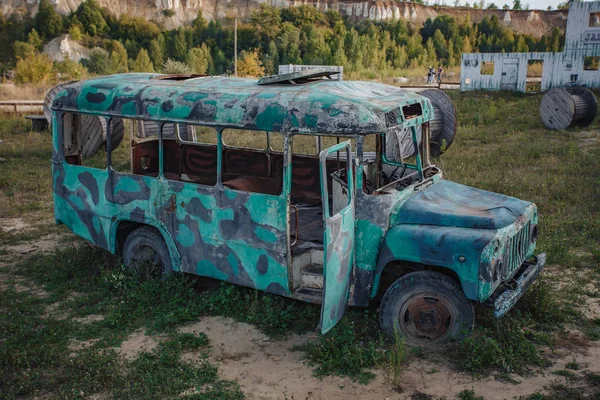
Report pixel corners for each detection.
[0,0,568,37]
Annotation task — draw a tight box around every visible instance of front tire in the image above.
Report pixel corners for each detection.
[122,227,173,279]
[379,271,474,345]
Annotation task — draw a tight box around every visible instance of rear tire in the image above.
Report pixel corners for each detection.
[379,271,474,345]
[122,227,172,279]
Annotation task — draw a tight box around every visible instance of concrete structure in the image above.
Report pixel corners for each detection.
[460,1,600,92]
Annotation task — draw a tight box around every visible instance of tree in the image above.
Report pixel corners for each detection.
[149,36,166,68]
[69,24,83,41]
[192,10,207,37]
[512,0,522,9]
[130,48,154,72]
[186,45,211,74]
[115,15,160,49]
[14,30,43,60]
[487,3,499,9]
[75,0,108,36]
[251,4,282,42]
[34,0,63,39]
[108,40,128,73]
[14,53,54,84]
[237,49,264,77]
[82,47,110,74]
[161,59,192,74]
[54,56,88,80]
[172,27,188,61]
[516,35,528,52]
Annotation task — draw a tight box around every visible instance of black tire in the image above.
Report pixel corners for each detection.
[122,227,173,279]
[379,271,474,345]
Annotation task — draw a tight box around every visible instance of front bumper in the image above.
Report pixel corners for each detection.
[494,253,546,318]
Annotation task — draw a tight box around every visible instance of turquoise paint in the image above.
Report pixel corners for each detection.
[255,226,278,243]
[177,223,195,247]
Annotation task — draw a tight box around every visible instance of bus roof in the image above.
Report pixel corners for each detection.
[52,73,434,135]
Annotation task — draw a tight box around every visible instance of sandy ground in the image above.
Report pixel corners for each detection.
[176,316,600,400]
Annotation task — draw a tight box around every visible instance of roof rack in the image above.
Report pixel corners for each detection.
[258,69,340,85]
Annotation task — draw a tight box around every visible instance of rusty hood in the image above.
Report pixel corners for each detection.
[397,180,531,230]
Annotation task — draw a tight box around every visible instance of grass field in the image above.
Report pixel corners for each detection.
[1,90,600,399]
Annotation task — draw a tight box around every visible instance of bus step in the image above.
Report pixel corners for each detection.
[294,287,323,303]
[300,265,324,289]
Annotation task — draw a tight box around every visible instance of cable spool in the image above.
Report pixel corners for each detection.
[44,81,124,157]
[540,87,598,130]
[420,89,458,156]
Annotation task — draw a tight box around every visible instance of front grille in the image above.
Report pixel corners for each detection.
[503,221,531,279]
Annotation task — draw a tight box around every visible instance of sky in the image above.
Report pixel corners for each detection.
[453,0,564,11]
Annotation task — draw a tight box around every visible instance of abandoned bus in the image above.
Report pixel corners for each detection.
[50,71,545,343]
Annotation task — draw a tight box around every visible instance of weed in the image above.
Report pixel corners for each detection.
[204,283,319,337]
[565,361,581,370]
[455,318,546,375]
[380,328,406,389]
[293,311,383,384]
[585,371,600,387]
[553,369,578,382]
[580,318,600,341]
[457,388,484,400]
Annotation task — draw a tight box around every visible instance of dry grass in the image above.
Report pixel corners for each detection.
[0,83,49,101]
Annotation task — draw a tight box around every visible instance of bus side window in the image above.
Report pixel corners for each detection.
[62,112,108,170]
[221,129,283,195]
[177,125,218,186]
[108,118,132,174]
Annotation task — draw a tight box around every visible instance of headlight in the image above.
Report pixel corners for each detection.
[530,224,539,243]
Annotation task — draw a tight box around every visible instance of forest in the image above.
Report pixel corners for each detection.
[0,0,565,83]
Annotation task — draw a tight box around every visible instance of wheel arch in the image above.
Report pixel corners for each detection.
[371,224,491,301]
[109,216,181,272]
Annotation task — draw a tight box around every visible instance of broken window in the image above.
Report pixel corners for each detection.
[589,12,600,27]
[480,62,495,75]
[62,112,108,169]
[221,129,283,195]
[584,56,600,71]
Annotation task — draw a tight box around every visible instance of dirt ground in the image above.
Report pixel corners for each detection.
[173,316,600,400]
[2,219,600,400]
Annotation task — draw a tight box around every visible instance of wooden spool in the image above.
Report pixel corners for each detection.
[540,87,598,130]
[420,89,458,156]
[44,82,124,157]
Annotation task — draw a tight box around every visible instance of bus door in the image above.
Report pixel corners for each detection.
[318,140,356,334]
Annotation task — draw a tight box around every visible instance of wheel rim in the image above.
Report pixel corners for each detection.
[398,292,457,342]
[130,244,163,278]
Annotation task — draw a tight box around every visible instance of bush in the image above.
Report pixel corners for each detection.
[161,59,192,74]
[14,53,54,84]
[82,47,110,75]
[54,57,88,81]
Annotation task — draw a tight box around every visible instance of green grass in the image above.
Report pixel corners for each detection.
[458,389,485,400]
[292,311,385,384]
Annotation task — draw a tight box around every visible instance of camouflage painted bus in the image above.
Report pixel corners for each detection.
[50,71,546,343]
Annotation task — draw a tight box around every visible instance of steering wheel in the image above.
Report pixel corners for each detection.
[382,164,407,186]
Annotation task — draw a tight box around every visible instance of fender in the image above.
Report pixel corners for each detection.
[371,224,496,301]
[109,214,182,272]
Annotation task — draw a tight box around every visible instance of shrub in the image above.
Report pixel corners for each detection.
[53,57,88,80]
[161,59,192,74]
[14,53,54,84]
[82,47,110,75]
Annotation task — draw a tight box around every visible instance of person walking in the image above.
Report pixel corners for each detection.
[437,65,444,84]
[427,66,434,84]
